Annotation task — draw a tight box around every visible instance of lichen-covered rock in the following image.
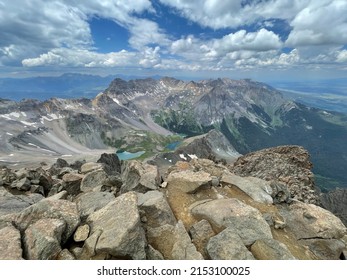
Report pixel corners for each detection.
[0,224,23,260]
[74,224,90,242]
[3,193,80,243]
[75,192,115,221]
[207,228,255,260]
[23,218,65,260]
[230,145,319,204]
[86,192,146,259]
[80,170,108,192]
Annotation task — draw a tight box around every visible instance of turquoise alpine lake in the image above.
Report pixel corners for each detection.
[166,141,182,150]
[116,151,145,160]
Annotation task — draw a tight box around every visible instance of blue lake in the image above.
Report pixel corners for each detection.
[166,141,182,150]
[116,151,145,160]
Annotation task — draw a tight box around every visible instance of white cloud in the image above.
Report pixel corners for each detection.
[286,0,347,46]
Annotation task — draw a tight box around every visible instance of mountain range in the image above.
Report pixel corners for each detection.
[1,76,347,191]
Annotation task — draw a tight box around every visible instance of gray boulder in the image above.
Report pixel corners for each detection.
[250,238,296,260]
[191,198,272,245]
[97,153,121,175]
[207,227,255,260]
[279,201,347,240]
[0,187,44,217]
[80,170,108,192]
[137,191,176,228]
[62,173,84,195]
[299,239,346,260]
[121,161,160,193]
[75,192,115,221]
[167,170,212,194]
[23,218,65,260]
[147,221,203,260]
[86,192,146,259]
[0,224,23,260]
[189,219,215,258]
[3,192,80,243]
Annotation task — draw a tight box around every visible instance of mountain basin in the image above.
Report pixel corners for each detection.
[116,151,145,160]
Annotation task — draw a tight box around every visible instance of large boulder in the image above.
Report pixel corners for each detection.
[62,173,84,195]
[189,219,215,258]
[220,171,273,204]
[85,192,146,259]
[137,191,176,228]
[0,224,23,260]
[2,192,80,243]
[121,161,160,193]
[191,198,272,245]
[206,227,255,260]
[97,153,121,175]
[80,162,104,174]
[147,221,203,260]
[167,170,212,194]
[80,170,108,192]
[279,201,347,240]
[23,218,65,260]
[299,239,346,260]
[75,192,115,221]
[250,238,296,260]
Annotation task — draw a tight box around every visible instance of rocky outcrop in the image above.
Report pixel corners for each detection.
[0,151,346,260]
[320,188,347,226]
[230,145,319,204]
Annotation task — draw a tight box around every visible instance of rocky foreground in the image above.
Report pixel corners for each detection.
[0,146,346,260]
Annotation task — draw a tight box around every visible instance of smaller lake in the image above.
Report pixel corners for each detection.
[166,141,182,150]
[116,151,145,160]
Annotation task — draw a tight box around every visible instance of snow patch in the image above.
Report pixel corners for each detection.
[21,120,36,127]
[179,154,187,160]
[188,154,198,159]
[21,112,27,117]
[306,125,313,130]
[6,132,13,136]
[112,97,121,105]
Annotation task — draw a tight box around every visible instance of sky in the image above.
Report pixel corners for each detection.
[1,0,347,82]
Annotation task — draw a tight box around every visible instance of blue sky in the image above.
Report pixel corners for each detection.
[1,0,347,82]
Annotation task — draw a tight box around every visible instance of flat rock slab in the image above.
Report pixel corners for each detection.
[167,170,212,193]
[86,192,146,260]
[221,171,273,204]
[191,198,272,245]
[81,162,104,174]
[207,227,255,260]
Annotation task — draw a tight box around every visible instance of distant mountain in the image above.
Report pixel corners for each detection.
[1,76,347,191]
